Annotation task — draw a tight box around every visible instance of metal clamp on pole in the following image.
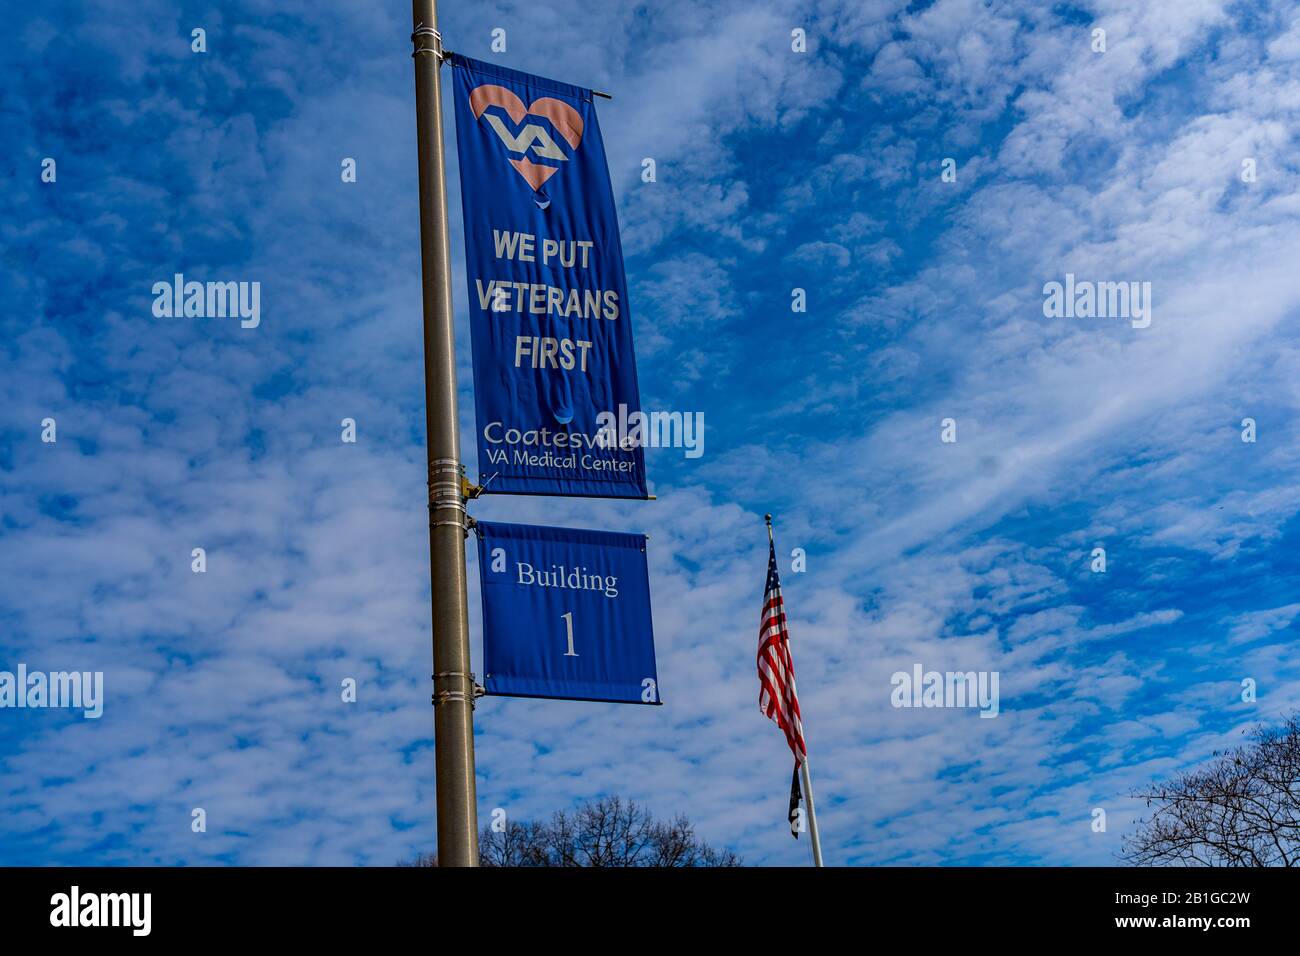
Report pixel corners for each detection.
[411,23,444,60]
[432,670,480,709]
[428,457,468,531]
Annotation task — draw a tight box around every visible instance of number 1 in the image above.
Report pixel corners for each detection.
[562,612,578,657]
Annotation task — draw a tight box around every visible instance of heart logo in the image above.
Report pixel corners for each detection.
[470,84,584,192]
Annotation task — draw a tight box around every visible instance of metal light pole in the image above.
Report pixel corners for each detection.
[410,0,479,867]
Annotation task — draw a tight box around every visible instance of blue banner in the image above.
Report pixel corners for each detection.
[451,55,648,499]
[475,520,660,705]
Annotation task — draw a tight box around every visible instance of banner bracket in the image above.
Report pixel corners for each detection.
[432,671,483,710]
[429,457,469,532]
[410,24,443,59]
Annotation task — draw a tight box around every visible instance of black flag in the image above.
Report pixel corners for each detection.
[788,763,803,839]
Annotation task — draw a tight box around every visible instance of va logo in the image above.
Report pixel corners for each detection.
[470,85,584,196]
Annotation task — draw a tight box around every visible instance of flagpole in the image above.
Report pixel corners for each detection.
[799,755,824,867]
[766,514,824,867]
[411,0,480,866]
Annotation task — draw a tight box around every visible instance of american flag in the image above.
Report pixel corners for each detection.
[758,535,806,766]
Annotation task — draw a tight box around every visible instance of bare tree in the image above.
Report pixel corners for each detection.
[407,795,742,867]
[1123,714,1300,866]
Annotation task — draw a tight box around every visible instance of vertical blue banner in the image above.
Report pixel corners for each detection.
[475,521,661,705]
[450,55,648,499]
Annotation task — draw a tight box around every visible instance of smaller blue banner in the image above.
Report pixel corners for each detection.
[475,520,661,705]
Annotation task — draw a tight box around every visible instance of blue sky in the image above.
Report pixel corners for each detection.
[3,0,1300,866]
